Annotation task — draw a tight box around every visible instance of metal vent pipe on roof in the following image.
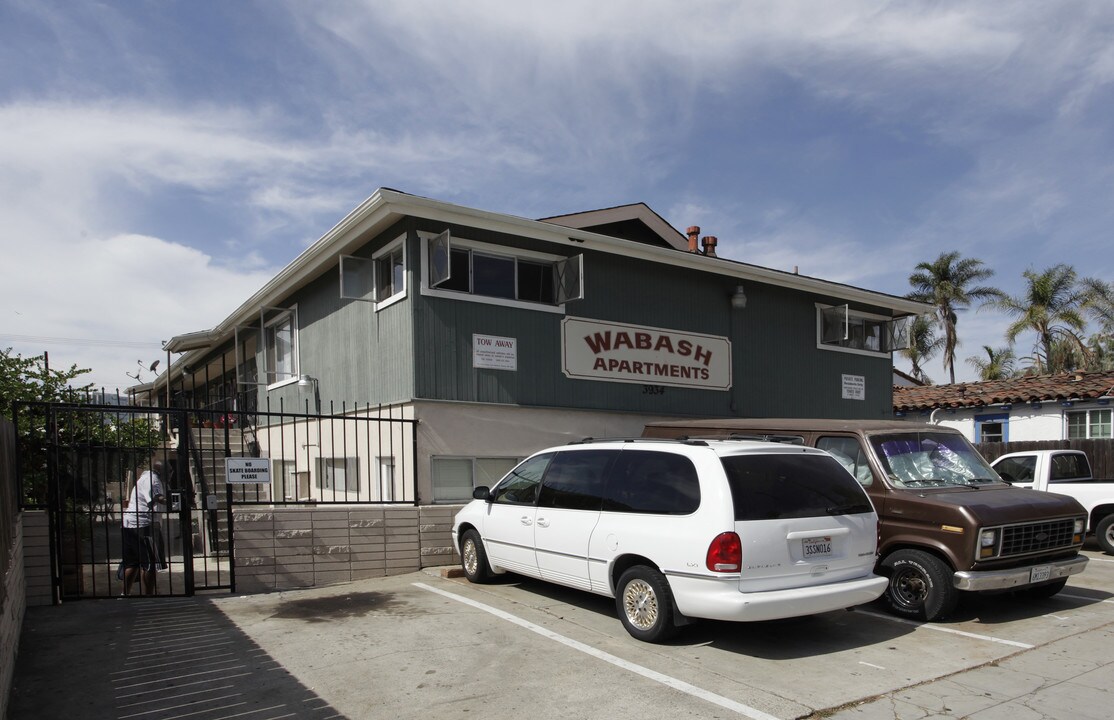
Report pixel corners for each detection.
[687,226,701,253]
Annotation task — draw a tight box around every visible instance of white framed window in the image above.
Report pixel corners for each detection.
[273,459,298,501]
[420,230,581,314]
[263,306,298,387]
[373,236,407,309]
[376,456,395,501]
[431,456,520,503]
[316,457,359,493]
[816,304,908,357]
[1067,408,1112,439]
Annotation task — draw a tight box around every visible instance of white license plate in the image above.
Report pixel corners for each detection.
[803,537,832,558]
[1030,565,1052,583]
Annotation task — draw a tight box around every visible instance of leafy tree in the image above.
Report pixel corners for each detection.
[988,265,1088,374]
[2,348,160,506]
[965,345,1016,381]
[900,315,944,384]
[907,251,1002,385]
[1081,277,1114,333]
[1,348,93,419]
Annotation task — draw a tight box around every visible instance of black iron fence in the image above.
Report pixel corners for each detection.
[14,398,418,600]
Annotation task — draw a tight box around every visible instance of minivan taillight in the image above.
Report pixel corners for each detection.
[706,532,742,572]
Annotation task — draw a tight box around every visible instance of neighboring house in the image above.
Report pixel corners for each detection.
[893,367,926,387]
[893,370,1114,443]
[152,188,927,504]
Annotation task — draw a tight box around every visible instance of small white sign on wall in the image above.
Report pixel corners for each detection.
[225,457,272,484]
[842,374,866,401]
[473,334,517,370]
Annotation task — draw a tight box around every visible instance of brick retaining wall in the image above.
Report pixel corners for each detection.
[1,514,26,720]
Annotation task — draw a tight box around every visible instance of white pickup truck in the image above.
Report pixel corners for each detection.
[991,449,1114,554]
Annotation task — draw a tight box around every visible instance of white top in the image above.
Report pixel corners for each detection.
[123,470,164,529]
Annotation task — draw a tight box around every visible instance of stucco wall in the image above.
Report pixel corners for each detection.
[926,404,1093,443]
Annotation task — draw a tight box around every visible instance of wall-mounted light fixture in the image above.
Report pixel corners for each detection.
[298,374,321,413]
[731,284,748,310]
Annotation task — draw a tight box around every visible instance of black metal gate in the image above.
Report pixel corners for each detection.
[15,402,236,600]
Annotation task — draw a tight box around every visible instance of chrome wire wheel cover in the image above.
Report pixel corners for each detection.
[1105,524,1114,546]
[462,539,478,576]
[622,579,659,630]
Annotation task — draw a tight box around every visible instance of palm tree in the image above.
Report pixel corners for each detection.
[965,345,1016,381]
[988,264,1088,374]
[907,252,1002,385]
[901,315,944,384]
[1082,277,1114,334]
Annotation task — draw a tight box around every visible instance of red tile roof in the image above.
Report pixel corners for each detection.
[893,370,1114,411]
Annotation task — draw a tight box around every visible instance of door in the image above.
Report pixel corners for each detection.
[534,450,614,590]
[481,453,552,577]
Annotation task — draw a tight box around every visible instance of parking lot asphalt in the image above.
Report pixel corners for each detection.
[9,544,1114,720]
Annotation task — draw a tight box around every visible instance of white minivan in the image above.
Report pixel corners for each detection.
[452,438,887,642]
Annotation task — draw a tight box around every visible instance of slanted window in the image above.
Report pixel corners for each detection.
[817,305,912,357]
[374,240,406,306]
[1067,409,1112,439]
[263,307,298,386]
[422,230,581,312]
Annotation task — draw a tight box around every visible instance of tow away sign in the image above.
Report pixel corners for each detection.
[225,457,271,484]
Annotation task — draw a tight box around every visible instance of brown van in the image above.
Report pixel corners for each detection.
[643,419,1089,620]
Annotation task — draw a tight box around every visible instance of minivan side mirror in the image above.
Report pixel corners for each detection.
[472,486,492,502]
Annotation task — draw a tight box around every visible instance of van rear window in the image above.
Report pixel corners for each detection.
[721,454,873,521]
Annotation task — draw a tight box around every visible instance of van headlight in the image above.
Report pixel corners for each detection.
[979,529,999,559]
[1074,519,1085,544]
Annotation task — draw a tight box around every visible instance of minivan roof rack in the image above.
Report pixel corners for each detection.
[569,437,709,446]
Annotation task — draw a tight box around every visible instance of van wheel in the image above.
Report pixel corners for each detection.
[880,549,958,621]
[1097,514,1114,555]
[615,566,678,643]
[460,530,493,583]
[1022,578,1067,599]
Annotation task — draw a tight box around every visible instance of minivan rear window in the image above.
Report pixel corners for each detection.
[603,450,700,515]
[722,454,873,521]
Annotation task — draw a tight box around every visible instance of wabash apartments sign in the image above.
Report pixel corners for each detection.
[562,318,732,390]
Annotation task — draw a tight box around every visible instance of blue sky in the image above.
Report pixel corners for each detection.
[2,0,1112,390]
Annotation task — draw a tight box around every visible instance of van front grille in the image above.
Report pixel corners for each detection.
[1000,519,1077,557]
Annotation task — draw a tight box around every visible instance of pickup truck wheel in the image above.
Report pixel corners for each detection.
[880,549,958,621]
[1097,514,1114,555]
[460,529,494,583]
[615,566,679,643]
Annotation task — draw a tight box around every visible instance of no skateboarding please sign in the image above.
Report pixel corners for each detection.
[225,457,271,484]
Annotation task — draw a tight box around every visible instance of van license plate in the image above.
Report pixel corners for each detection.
[1030,565,1051,583]
[803,537,832,558]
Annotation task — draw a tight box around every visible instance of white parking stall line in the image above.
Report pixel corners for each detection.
[1085,556,1114,563]
[852,609,1034,649]
[858,661,886,670]
[1059,593,1114,604]
[414,582,782,720]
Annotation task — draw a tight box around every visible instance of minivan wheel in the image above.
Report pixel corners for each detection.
[880,549,958,621]
[615,566,678,643]
[1096,514,1114,555]
[460,529,493,583]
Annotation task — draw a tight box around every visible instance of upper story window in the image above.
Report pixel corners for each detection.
[339,234,407,311]
[375,243,405,304]
[817,304,911,357]
[422,230,582,314]
[263,306,298,386]
[1067,408,1112,439]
